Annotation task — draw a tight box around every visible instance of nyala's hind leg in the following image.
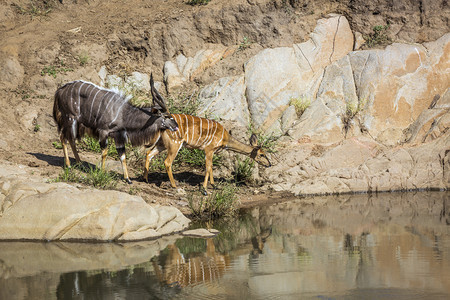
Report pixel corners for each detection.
[61,118,80,168]
[100,148,108,170]
[68,140,81,163]
[60,133,71,168]
[99,139,109,170]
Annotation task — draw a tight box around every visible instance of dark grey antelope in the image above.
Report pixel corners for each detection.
[53,74,178,183]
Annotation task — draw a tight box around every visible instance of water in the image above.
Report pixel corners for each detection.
[1,191,449,299]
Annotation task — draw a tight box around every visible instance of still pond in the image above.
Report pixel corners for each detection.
[0,191,449,299]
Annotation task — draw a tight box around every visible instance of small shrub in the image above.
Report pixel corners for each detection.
[176,148,205,167]
[15,88,32,100]
[234,156,254,184]
[128,187,141,195]
[146,148,222,173]
[289,96,311,117]
[188,182,239,220]
[52,141,63,149]
[79,136,102,152]
[12,0,54,19]
[342,98,368,136]
[33,124,41,132]
[238,37,252,51]
[186,0,211,5]
[364,24,390,48]
[78,52,90,66]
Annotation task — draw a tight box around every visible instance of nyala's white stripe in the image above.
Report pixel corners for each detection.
[89,89,102,122]
[205,122,218,147]
[206,122,217,146]
[195,117,202,146]
[109,100,127,126]
[185,114,189,141]
[190,115,195,143]
[65,80,133,102]
[76,82,85,113]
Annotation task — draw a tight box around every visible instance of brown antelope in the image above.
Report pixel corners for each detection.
[53,74,178,184]
[143,114,271,194]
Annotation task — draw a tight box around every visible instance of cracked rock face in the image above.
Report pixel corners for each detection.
[163,16,448,196]
[0,166,190,241]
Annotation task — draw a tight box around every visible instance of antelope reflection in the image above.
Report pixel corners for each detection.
[153,239,230,287]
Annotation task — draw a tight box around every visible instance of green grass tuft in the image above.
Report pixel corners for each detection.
[78,136,118,158]
[53,163,119,189]
[78,52,90,66]
[41,60,73,78]
[238,37,252,51]
[188,181,239,220]
[364,24,390,48]
[289,95,311,117]
[186,0,211,5]
[233,156,254,184]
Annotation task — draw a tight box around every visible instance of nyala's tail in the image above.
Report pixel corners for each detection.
[53,87,63,133]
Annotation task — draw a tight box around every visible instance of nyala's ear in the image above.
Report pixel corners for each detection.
[250,134,258,147]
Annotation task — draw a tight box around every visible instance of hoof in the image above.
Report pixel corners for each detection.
[199,186,208,196]
[126,178,132,184]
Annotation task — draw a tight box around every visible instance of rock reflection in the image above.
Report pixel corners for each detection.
[239,192,450,298]
[0,237,178,299]
[0,238,177,278]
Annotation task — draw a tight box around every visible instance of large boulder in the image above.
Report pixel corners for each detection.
[288,33,450,144]
[348,33,450,140]
[0,163,190,241]
[244,15,354,131]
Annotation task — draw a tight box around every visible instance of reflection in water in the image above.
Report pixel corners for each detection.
[153,239,231,288]
[0,191,449,299]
